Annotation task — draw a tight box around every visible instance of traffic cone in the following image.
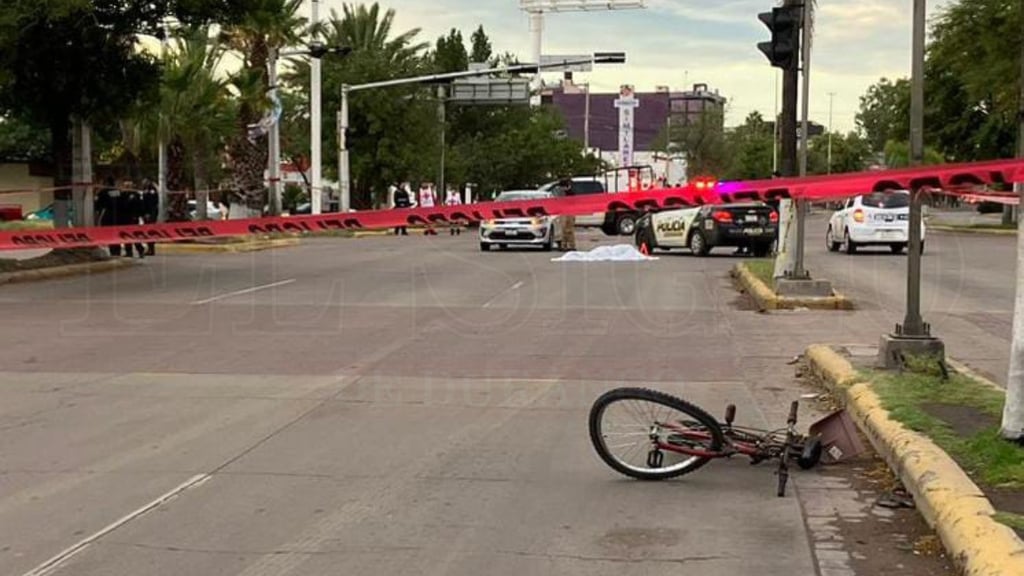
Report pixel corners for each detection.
[639,242,649,256]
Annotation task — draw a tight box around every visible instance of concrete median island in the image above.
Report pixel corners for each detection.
[804,344,1024,576]
[732,260,853,311]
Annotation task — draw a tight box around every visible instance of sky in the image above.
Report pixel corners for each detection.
[313,0,955,132]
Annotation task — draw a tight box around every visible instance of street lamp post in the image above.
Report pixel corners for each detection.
[311,0,323,214]
[267,47,282,216]
[878,0,944,367]
[336,53,624,214]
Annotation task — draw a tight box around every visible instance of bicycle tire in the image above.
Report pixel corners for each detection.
[589,387,725,481]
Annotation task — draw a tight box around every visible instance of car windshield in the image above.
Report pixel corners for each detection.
[496,192,549,202]
[861,192,910,208]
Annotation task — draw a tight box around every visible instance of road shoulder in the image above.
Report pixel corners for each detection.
[804,344,1024,576]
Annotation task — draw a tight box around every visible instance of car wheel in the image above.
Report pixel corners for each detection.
[479,242,491,252]
[890,243,905,254]
[689,231,710,257]
[842,229,857,254]
[542,227,554,251]
[617,214,637,236]
[826,226,840,252]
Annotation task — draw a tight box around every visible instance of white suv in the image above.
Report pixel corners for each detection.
[826,191,925,254]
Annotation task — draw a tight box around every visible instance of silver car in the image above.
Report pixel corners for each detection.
[479,190,557,251]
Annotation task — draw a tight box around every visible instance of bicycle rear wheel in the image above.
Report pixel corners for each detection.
[589,387,725,481]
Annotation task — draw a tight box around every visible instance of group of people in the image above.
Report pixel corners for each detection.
[390,182,465,236]
[95,177,158,258]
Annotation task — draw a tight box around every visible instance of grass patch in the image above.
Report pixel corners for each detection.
[870,357,1024,488]
[994,511,1024,532]
[744,259,775,289]
[0,220,53,231]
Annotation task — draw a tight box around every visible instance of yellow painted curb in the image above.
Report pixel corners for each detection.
[930,225,1016,236]
[0,258,135,286]
[159,238,300,254]
[805,345,1024,576]
[733,263,853,311]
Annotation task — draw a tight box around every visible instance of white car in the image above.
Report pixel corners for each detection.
[826,191,925,254]
[479,190,558,251]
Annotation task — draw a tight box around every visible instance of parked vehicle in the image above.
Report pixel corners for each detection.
[826,191,925,254]
[633,202,778,257]
[538,165,659,237]
[479,190,558,251]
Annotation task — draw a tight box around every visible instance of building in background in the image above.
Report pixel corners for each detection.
[544,75,726,184]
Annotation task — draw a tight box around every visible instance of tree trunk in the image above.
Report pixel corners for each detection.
[50,115,72,228]
[167,137,189,222]
[226,133,266,218]
[192,148,209,221]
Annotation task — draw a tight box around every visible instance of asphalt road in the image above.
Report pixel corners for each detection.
[0,231,951,576]
[801,209,1016,384]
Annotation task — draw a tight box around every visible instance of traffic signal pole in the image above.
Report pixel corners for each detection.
[877,0,944,368]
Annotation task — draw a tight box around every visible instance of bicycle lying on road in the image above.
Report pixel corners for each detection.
[589,388,823,497]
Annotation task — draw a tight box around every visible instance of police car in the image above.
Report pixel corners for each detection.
[634,203,779,257]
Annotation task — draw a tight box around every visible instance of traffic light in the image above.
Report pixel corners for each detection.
[757,5,802,69]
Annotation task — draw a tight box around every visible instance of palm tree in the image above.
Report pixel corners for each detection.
[219,0,306,218]
[158,26,234,220]
[290,2,432,208]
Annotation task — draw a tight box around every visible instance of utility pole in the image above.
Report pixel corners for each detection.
[338,85,350,212]
[267,48,282,216]
[879,0,944,367]
[438,85,446,201]
[827,91,835,174]
[311,0,323,214]
[158,22,170,222]
[1001,0,1024,442]
[584,82,591,151]
[793,0,813,280]
[772,70,779,174]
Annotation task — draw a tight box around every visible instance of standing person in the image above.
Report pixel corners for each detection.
[556,178,576,251]
[141,179,159,255]
[392,182,414,235]
[119,180,146,259]
[95,177,121,257]
[418,182,437,235]
[445,185,462,235]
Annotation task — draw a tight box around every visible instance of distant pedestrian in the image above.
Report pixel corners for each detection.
[392,182,414,235]
[445,186,462,235]
[419,183,438,235]
[119,180,146,259]
[141,179,159,255]
[95,177,122,257]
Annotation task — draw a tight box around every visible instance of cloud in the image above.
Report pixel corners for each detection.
[313,0,954,131]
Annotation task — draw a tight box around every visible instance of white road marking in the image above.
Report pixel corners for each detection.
[482,280,524,308]
[21,473,212,576]
[192,279,296,305]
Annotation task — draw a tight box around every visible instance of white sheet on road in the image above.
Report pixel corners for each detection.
[551,244,658,262]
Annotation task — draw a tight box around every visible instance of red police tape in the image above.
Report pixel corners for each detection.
[2,158,1024,251]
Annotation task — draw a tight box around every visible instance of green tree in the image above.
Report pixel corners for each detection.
[855,78,910,155]
[806,131,871,175]
[926,0,1019,160]
[656,108,728,179]
[0,112,50,161]
[0,1,169,189]
[217,0,306,216]
[434,29,468,73]
[721,111,774,180]
[470,25,492,63]
[288,2,435,208]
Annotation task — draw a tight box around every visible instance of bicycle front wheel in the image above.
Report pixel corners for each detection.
[589,388,725,481]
